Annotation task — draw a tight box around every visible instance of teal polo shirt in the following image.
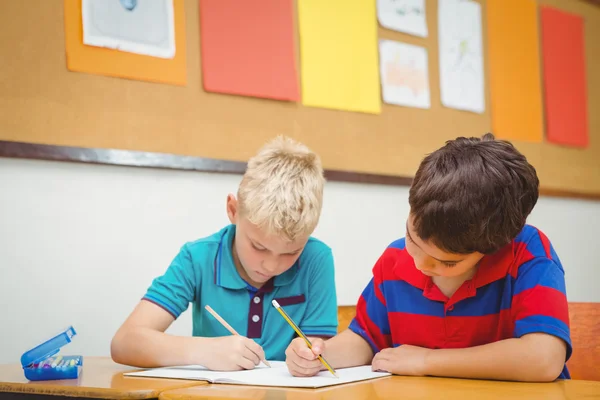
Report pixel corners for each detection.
[143,224,338,361]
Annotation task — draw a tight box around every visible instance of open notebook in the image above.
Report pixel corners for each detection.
[123,361,390,388]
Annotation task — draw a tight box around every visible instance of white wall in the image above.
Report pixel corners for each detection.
[0,157,598,364]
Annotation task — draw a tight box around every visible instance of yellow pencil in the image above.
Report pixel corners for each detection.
[204,305,271,368]
[271,299,338,378]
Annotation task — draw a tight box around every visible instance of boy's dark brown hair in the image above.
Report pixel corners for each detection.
[408,133,539,255]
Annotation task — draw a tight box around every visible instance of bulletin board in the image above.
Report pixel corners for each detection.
[0,0,598,196]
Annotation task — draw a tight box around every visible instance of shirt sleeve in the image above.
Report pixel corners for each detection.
[512,256,572,361]
[143,243,198,319]
[349,252,392,353]
[298,248,338,337]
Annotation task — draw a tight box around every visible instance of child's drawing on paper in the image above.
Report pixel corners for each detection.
[438,0,485,113]
[379,40,430,109]
[82,0,175,59]
[377,0,428,37]
[120,0,138,12]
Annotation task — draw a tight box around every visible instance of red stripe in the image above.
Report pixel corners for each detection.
[537,229,552,259]
[389,312,443,348]
[513,241,535,278]
[355,295,391,350]
[373,279,387,306]
[373,250,393,306]
[512,286,570,327]
[446,309,514,347]
[388,310,514,349]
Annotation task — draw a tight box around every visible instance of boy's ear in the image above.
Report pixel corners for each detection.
[226,194,238,224]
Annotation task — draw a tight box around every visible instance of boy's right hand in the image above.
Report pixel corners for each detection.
[285,337,325,377]
[202,336,266,371]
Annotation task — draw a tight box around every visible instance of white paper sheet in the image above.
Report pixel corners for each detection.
[377,0,428,37]
[379,40,430,109]
[438,0,485,113]
[124,361,390,388]
[82,0,176,59]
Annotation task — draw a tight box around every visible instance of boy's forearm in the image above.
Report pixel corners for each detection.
[323,330,374,369]
[425,334,566,382]
[111,327,209,368]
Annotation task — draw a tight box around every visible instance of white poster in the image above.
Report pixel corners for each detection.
[377,0,427,37]
[82,0,176,59]
[438,0,485,113]
[379,40,430,109]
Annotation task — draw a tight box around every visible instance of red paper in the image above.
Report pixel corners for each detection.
[541,7,588,148]
[199,0,299,101]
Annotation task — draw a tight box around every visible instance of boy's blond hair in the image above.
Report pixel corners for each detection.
[237,136,325,242]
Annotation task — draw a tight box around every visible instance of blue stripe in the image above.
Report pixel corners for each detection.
[514,315,572,361]
[348,319,380,353]
[303,330,337,337]
[549,244,561,264]
[514,225,536,243]
[514,258,566,296]
[382,280,444,317]
[450,277,513,316]
[388,238,406,250]
[362,279,391,335]
[558,367,570,380]
[142,295,179,318]
[519,227,549,259]
[216,241,223,285]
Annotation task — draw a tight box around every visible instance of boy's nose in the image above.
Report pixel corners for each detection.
[416,258,435,272]
[262,259,279,273]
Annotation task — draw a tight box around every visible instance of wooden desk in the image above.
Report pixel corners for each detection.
[159,376,600,400]
[0,357,205,400]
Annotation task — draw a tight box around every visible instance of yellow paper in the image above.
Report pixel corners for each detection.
[298,0,381,114]
[487,0,543,142]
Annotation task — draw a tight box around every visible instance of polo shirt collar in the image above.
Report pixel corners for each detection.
[216,224,299,291]
[473,242,515,288]
[392,240,514,303]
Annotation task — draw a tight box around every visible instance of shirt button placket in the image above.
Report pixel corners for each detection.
[247,292,265,339]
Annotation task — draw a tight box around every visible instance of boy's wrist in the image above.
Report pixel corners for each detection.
[187,336,214,366]
[421,347,435,376]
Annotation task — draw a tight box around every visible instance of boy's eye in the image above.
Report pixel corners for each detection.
[252,243,266,251]
[444,262,457,268]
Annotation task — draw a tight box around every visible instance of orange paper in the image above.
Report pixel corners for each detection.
[541,7,588,148]
[64,0,187,86]
[487,0,543,142]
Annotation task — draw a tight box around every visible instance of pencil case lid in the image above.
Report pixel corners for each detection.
[20,326,77,367]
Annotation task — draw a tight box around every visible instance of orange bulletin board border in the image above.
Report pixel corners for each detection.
[1,140,598,202]
[64,0,187,86]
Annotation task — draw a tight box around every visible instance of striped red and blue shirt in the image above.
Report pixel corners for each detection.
[349,225,572,379]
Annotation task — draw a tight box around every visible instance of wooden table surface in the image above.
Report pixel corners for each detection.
[0,357,205,399]
[159,375,600,400]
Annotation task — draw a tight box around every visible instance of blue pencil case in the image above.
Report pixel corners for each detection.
[21,326,83,381]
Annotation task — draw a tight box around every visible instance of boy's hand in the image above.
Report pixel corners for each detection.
[371,345,431,376]
[285,337,325,377]
[202,336,266,371]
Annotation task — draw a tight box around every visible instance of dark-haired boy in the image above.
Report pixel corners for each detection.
[284,133,571,382]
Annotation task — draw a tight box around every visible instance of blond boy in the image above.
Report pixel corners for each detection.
[111,136,337,370]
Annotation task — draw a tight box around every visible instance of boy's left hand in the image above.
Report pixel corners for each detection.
[371,345,431,376]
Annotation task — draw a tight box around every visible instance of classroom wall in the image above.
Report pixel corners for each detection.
[1,0,599,195]
[0,157,599,364]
